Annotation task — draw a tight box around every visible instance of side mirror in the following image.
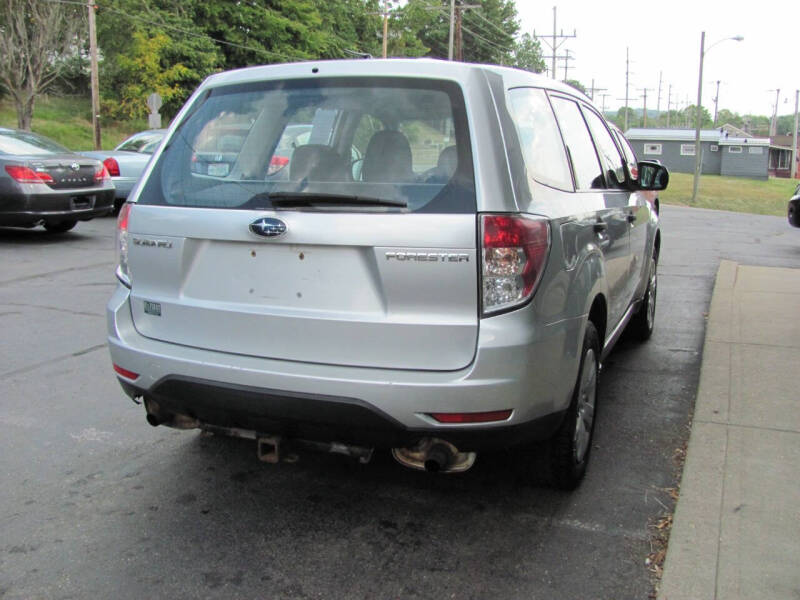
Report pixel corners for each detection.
[636,161,669,191]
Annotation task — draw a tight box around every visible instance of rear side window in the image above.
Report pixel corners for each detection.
[550,96,604,190]
[138,77,475,214]
[507,87,572,191]
[581,107,627,189]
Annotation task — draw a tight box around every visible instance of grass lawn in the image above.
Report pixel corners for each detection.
[0,95,147,151]
[660,172,796,217]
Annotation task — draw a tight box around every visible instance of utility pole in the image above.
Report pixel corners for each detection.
[639,87,654,127]
[381,0,389,58]
[599,93,610,114]
[88,1,101,150]
[452,2,480,62]
[562,48,574,82]
[589,80,607,103]
[656,71,663,113]
[624,47,630,131]
[454,3,462,61]
[448,0,455,60]
[792,90,799,179]
[770,88,780,136]
[667,84,672,127]
[534,7,576,80]
[712,80,721,126]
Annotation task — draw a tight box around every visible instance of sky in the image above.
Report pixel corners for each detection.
[514,0,800,121]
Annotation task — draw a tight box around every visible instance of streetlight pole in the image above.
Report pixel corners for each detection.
[691,33,743,204]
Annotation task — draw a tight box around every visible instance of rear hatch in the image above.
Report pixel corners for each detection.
[127,76,480,371]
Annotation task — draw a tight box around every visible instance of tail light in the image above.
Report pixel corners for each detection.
[481,214,550,315]
[267,155,290,176]
[4,165,54,183]
[103,157,120,177]
[94,164,111,183]
[116,202,132,287]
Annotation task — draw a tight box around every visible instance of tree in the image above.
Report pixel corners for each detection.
[513,33,545,73]
[565,79,587,96]
[0,0,84,130]
[611,107,637,130]
[97,0,222,120]
[409,0,519,64]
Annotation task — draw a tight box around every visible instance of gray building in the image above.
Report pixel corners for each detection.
[624,128,770,180]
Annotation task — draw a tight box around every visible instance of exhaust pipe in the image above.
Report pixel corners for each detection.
[392,438,476,474]
[143,398,199,429]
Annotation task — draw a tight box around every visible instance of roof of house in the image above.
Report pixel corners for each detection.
[625,128,770,146]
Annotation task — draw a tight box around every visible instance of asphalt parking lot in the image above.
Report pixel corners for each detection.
[1,207,798,600]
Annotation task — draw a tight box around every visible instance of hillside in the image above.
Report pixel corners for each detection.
[0,96,146,151]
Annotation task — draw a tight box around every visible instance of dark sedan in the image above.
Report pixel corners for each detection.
[0,128,115,232]
[789,183,800,228]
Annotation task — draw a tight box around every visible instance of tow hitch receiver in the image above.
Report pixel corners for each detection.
[257,435,282,463]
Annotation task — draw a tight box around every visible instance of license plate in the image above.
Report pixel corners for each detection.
[71,195,95,209]
[207,163,230,177]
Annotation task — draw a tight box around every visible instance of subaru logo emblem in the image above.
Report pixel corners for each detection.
[70,162,80,171]
[249,217,287,238]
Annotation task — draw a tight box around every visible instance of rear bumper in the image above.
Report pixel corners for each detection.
[107,285,584,452]
[0,188,115,226]
[119,375,565,451]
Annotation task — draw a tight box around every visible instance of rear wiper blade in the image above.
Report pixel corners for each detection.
[266,191,407,208]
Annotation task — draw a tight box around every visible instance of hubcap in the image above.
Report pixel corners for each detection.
[573,348,597,463]
[646,259,657,330]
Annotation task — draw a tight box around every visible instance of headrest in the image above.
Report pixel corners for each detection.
[362,131,414,183]
[289,144,344,181]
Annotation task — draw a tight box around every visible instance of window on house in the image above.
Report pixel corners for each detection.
[778,151,790,169]
[644,143,662,155]
[680,144,696,156]
[710,145,719,152]
[748,146,763,154]
[728,146,743,153]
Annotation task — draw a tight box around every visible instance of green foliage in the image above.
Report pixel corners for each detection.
[97,0,222,121]
[0,95,146,149]
[514,33,545,73]
[407,0,519,63]
[565,79,587,96]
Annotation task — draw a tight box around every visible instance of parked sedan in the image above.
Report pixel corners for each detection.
[81,129,165,210]
[788,183,800,228]
[0,128,115,232]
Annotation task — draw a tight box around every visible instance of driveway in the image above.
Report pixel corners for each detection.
[1,206,797,599]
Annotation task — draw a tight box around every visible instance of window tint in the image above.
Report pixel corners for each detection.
[582,108,627,188]
[138,78,476,214]
[507,87,572,190]
[550,97,604,190]
[613,129,638,180]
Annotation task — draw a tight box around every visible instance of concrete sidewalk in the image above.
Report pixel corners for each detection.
[658,261,800,599]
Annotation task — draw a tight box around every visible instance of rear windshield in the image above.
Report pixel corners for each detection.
[137,77,475,213]
[117,131,164,154]
[0,131,69,155]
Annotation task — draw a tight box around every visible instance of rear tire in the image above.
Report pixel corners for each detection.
[43,219,77,233]
[527,322,600,490]
[629,253,657,341]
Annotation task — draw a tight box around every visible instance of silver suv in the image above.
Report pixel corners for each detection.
[107,59,667,489]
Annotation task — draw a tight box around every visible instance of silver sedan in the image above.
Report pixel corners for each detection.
[81,129,165,211]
